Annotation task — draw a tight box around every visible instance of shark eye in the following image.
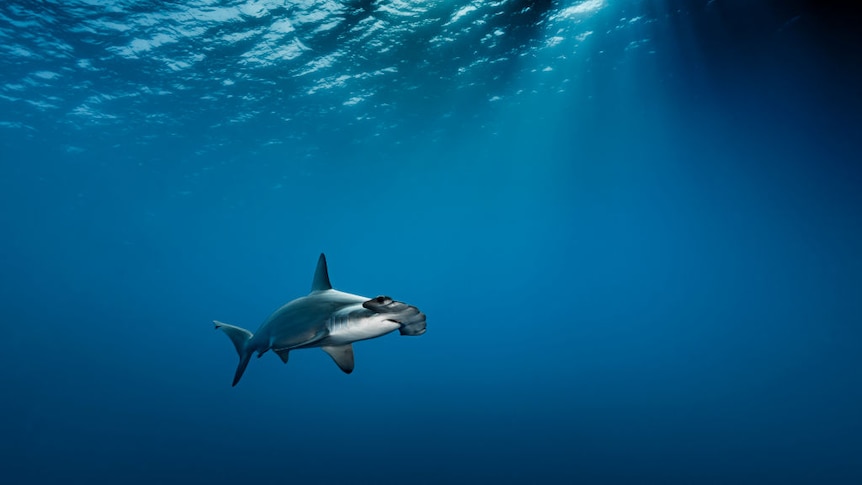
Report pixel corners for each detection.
[363,296,393,311]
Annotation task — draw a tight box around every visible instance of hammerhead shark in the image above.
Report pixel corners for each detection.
[214,253,426,386]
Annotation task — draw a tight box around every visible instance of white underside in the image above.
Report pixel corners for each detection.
[325,305,401,345]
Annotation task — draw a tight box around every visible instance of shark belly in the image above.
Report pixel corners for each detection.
[321,310,402,346]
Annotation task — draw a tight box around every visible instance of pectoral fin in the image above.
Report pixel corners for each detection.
[321,344,354,374]
[274,348,290,364]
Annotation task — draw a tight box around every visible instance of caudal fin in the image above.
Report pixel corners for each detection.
[214,320,254,386]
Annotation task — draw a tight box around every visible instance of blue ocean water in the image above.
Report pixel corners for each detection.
[2,0,861,483]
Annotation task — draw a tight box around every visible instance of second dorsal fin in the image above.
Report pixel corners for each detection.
[310,253,332,292]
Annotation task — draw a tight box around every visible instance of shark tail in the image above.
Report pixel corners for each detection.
[214,320,254,387]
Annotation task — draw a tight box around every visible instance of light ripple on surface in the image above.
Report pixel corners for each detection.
[0,0,616,143]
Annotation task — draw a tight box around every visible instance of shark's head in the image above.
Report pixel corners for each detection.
[362,295,427,336]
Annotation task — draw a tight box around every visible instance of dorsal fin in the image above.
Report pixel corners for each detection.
[311,253,332,292]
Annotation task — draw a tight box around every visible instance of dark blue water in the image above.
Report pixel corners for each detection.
[2,1,860,483]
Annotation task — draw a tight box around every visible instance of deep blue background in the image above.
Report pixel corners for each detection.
[1,1,861,483]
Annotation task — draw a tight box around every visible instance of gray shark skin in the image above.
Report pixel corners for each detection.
[214,253,426,386]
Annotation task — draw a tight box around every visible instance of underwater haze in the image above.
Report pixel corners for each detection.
[1,0,861,483]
